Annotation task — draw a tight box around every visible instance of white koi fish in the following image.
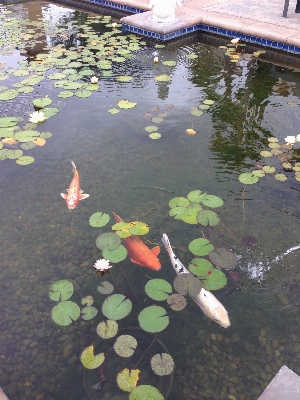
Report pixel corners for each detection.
[161,233,231,328]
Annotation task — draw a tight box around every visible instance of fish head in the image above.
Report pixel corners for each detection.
[199,288,231,328]
[66,194,78,209]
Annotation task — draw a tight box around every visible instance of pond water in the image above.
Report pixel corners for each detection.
[1,1,300,399]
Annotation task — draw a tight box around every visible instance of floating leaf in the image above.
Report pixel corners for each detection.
[96,232,121,251]
[108,108,120,114]
[167,293,187,311]
[187,190,202,203]
[2,137,18,145]
[197,210,219,227]
[97,319,118,339]
[260,150,273,157]
[51,301,80,326]
[102,244,127,263]
[43,107,59,117]
[154,75,171,82]
[97,281,114,295]
[186,54,198,59]
[190,109,203,116]
[149,133,161,139]
[173,274,202,296]
[48,72,66,80]
[202,269,227,290]
[203,99,214,105]
[252,169,265,177]
[81,306,98,320]
[129,385,164,400]
[117,368,139,392]
[16,156,34,165]
[189,238,214,256]
[13,130,39,142]
[275,173,288,181]
[186,128,196,135]
[117,75,133,82]
[268,142,281,149]
[201,194,224,208]
[80,345,105,369]
[209,248,238,269]
[144,125,158,133]
[268,137,279,142]
[145,279,172,301]
[114,335,137,357]
[0,116,21,128]
[151,353,174,376]
[169,197,189,208]
[82,296,94,306]
[238,172,259,184]
[75,90,92,98]
[33,97,52,108]
[58,91,74,98]
[138,306,169,333]
[199,104,210,110]
[49,280,74,301]
[188,258,213,277]
[128,221,149,235]
[118,100,137,109]
[102,294,132,320]
[162,61,176,66]
[262,166,276,173]
[151,117,164,123]
[89,212,110,227]
[0,90,18,100]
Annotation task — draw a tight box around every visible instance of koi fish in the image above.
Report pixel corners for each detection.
[60,161,89,209]
[161,233,230,328]
[113,212,161,270]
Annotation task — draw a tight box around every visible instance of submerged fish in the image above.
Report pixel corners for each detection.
[113,212,161,270]
[60,161,89,209]
[161,233,231,328]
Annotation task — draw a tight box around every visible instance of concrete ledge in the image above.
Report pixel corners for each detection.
[258,365,300,400]
[0,388,9,400]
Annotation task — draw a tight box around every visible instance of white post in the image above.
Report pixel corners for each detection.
[149,0,182,24]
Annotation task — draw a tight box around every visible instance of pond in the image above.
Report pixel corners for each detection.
[1,1,300,399]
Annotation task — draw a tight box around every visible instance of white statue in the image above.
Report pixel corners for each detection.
[149,0,182,24]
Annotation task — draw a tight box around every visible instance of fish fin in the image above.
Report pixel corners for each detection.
[130,257,144,266]
[60,193,67,199]
[151,246,160,256]
[71,160,76,171]
[79,193,89,200]
[112,212,123,222]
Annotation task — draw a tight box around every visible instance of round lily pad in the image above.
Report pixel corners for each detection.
[144,125,158,133]
[173,274,202,296]
[238,172,259,184]
[80,345,105,369]
[252,169,266,177]
[49,280,74,301]
[188,258,213,277]
[196,210,219,227]
[97,281,114,295]
[169,197,189,208]
[200,194,224,208]
[33,97,52,108]
[138,306,169,333]
[96,319,118,338]
[154,75,171,82]
[102,244,127,263]
[202,268,227,290]
[81,306,98,320]
[189,238,214,256]
[262,166,276,173]
[89,212,110,227]
[162,60,176,66]
[127,221,149,235]
[117,368,140,392]
[48,72,66,80]
[209,248,237,269]
[187,190,202,203]
[58,91,74,98]
[16,156,35,165]
[268,137,279,142]
[0,90,18,100]
[150,353,174,376]
[186,54,198,59]
[114,335,137,357]
[75,90,92,98]
[149,133,161,139]
[203,99,214,105]
[186,128,196,135]
[13,130,40,142]
[51,301,80,326]
[43,107,59,117]
[129,385,164,400]
[145,279,172,301]
[108,108,120,114]
[117,75,133,82]
[260,150,273,157]
[0,116,21,128]
[151,117,164,123]
[191,109,203,116]
[169,206,189,218]
[118,99,137,109]
[167,293,187,311]
[96,232,121,251]
[275,173,288,181]
[102,294,132,320]
[82,296,94,306]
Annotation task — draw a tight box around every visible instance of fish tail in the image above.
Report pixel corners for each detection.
[112,212,123,222]
[71,160,76,171]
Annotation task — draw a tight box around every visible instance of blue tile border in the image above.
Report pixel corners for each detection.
[69,0,300,54]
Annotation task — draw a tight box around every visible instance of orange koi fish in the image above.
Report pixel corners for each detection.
[61,161,89,209]
[113,212,161,271]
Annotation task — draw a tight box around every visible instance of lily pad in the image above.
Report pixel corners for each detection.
[33,97,52,108]
[144,125,158,133]
[114,335,137,357]
[108,108,120,114]
[186,54,198,59]
[260,150,273,157]
[162,61,176,66]
[82,296,94,306]
[118,100,136,109]
[196,210,219,227]
[58,91,74,98]
[200,194,224,208]
[145,279,172,301]
[138,306,169,333]
[117,368,140,392]
[97,281,114,295]
[16,156,34,165]
[191,109,203,116]
[49,280,74,301]
[117,75,133,82]
[75,90,92,98]
[13,130,40,142]
[189,238,214,256]
[96,319,118,338]
[238,173,259,184]
[89,212,110,227]
[188,258,213,277]
[275,173,288,181]
[0,90,18,100]
[203,99,215,105]
[102,244,127,263]
[80,345,105,369]
[51,301,80,326]
[252,169,266,177]
[151,353,174,376]
[169,197,189,208]
[81,306,98,320]
[173,274,202,296]
[154,75,171,82]
[149,133,161,139]
[151,117,164,123]
[102,294,132,320]
[187,190,202,203]
[167,293,187,311]
[129,385,164,400]
[202,269,227,290]
[127,221,149,235]
[0,116,21,128]
[209,248,237,269]
[96,232,121,251]
[186,128,196,135]
[262,166,276,173]
[43,107,59,117]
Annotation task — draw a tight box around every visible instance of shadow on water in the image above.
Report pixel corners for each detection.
[1,1,300,399]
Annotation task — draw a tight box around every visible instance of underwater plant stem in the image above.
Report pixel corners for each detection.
[134,336,156,368]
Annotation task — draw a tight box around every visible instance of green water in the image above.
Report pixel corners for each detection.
[1,1,300,399]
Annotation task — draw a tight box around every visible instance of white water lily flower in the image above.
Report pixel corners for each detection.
[285,136,296,145]
[111,22,117,28]
[93,259,112,272]
[90,76,98,84]
[29,111,46,123]
[231,38,240,45]
[154,57,158,63]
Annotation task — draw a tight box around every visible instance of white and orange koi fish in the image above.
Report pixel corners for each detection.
[60,161,89,209]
